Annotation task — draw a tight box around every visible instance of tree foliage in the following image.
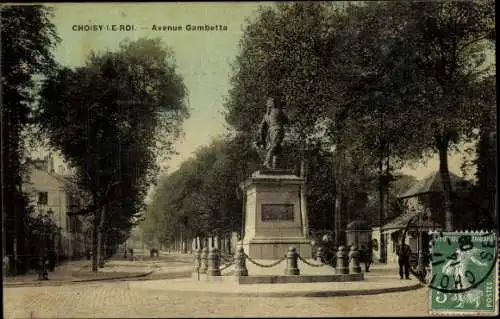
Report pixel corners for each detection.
[38,37,189,266]
[1,5,60,273]
[145,1,496,245]
[141,135,258,245]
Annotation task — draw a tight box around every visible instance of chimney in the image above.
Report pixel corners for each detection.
[48,152,55,174]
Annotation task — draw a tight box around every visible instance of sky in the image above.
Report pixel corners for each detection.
[37,2,480,187]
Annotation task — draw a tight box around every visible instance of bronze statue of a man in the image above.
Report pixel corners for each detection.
[256,96,289,169]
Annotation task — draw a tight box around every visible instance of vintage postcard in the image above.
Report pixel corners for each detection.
[2,2,497,318]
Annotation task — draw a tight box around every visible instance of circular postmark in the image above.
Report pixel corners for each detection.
[427,231,497,294]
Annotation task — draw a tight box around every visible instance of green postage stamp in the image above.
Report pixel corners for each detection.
[429,231,498,315]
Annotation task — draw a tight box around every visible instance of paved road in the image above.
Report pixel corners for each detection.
[4,280,429,318]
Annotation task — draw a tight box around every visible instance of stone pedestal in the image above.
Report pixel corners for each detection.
[240,169,312,260]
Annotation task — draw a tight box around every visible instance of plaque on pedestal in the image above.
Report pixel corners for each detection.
[239,169,312,260]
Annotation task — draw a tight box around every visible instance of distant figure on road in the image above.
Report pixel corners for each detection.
[150,248,159,258]
[397,243,412,280]
[47,249,56,272]
[360,245,373,272]
[3,255,10,277]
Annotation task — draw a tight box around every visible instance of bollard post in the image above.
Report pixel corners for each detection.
[193,248,201,275]
[311,240,316,259]
[207,247,221,276]
[335,246,348,274]
[349,245,362,274]
[344,246,351,273]
[199,247,208,274]
[234,246,248,276]
[284,247,300,275]
[316,247,324,263]
[330,246,337,268]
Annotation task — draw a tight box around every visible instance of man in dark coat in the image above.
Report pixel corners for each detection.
[47,249,56,272]
[397,243,411,279]
[360,245,373,272]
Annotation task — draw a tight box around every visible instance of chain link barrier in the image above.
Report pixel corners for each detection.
[243,252,286,268]
[319,246,338,266]
[219,261,234,272]
[220,254,234,264]
[297,254,325,267]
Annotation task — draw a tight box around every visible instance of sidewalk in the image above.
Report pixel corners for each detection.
[128,263,424,297]
[4,257,149,287]
[3,252,195,287]
[4,259,90,285]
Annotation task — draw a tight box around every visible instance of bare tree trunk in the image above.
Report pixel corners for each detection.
[97,204,106,268]
[334,148,343,245]
[300,159,309,239]
[378,155,386,263]
[92,211,98,272]
[385,156,390,221]
[437,138,454,231]
[378,156,384,228]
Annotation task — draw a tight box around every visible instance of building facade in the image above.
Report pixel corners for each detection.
[23,154,87,259]
[373,171,476,264]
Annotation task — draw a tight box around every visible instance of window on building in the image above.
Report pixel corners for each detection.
[38,192,48,205]
[75,218,82,233]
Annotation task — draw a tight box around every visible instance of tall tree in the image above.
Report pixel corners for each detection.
[224,2,365,242]
[38,37,188,271]
[397,1,495,231]
[473,75,496,227]
[224,2,425,243]
[225,0,495,240]
[1,5,60,274]
[321,1,495,232]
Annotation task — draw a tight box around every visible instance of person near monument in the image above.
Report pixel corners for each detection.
[360,244,373,272]
[256,96,289,168]
[396,243,412,279]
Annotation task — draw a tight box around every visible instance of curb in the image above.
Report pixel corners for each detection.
[73,270,155,283]
[122,270,192,281]
[156,282,425,298]
[3,270,154,288]
[257,282,425,298]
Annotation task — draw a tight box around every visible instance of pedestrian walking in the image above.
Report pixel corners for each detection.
[47,250,56,272]
[360,245,373,272]
[397,243,411,280]
[3,255,10,277]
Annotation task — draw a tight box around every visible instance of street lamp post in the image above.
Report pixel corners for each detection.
[37,214,50,281]
[416,208,431,280]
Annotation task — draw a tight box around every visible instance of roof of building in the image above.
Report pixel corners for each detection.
[381,209,442,231]
[398,171,472,199]
[25,161,82,194]
[346,220,371,231]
